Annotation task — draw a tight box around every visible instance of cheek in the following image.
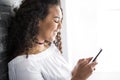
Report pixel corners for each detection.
[41,21,58,40]
[48,24,57,33]
[47,24,58,39]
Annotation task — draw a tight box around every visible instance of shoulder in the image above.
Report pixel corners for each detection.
[8,55,40,72]
[8,56,45,80]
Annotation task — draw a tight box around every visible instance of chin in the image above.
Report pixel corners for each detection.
[47,36,56,42]
[51,37,56,42]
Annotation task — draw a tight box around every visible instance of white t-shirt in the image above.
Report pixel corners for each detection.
[8,43,72,80]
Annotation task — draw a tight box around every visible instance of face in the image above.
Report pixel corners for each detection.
[38,5,63,42]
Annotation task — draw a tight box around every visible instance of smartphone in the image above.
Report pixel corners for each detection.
[92,48,103,62]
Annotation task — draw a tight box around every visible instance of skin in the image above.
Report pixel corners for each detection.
[29,5,62,55]
[71,57,98,80]
[34,5,98,80]
[37,5,63,43]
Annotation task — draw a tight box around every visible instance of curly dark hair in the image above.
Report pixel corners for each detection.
[6,0,63,61]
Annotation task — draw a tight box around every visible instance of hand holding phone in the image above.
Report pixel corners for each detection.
[92,48,102,62]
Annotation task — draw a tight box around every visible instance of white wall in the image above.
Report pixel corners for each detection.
[66,0,120,79]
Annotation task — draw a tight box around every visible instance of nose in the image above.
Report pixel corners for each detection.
[58,21,62,29]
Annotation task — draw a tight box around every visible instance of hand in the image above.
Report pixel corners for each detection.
[71,57,98,80]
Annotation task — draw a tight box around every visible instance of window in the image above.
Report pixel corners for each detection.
[65,0,120,79]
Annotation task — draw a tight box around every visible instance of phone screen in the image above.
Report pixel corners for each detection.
[92,48,102,62]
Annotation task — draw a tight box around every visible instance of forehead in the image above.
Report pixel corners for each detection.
[47,5,63,19]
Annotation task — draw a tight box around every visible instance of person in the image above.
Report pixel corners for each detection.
[6,0,98,80]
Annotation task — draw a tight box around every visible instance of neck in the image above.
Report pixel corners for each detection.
[29,41,51,54]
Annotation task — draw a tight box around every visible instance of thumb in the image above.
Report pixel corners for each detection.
[86,57,93,63]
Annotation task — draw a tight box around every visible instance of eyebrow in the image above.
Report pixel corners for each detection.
[54,16,60,19]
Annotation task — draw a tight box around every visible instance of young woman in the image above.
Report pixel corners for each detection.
[6,0,97,80]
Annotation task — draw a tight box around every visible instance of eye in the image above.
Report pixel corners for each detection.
[54,18,59,23]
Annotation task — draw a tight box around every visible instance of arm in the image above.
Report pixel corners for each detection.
[16,71,44,80]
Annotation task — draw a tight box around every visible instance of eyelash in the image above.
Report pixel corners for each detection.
[54,19,59,23]
[54,19,62,23]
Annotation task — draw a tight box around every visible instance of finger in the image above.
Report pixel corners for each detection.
[86,57,93,63]
[87,62,97,72]
[78,59,90,68]
[91,68,96,71]
[78,58,85,63]
[89,61,98,68]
